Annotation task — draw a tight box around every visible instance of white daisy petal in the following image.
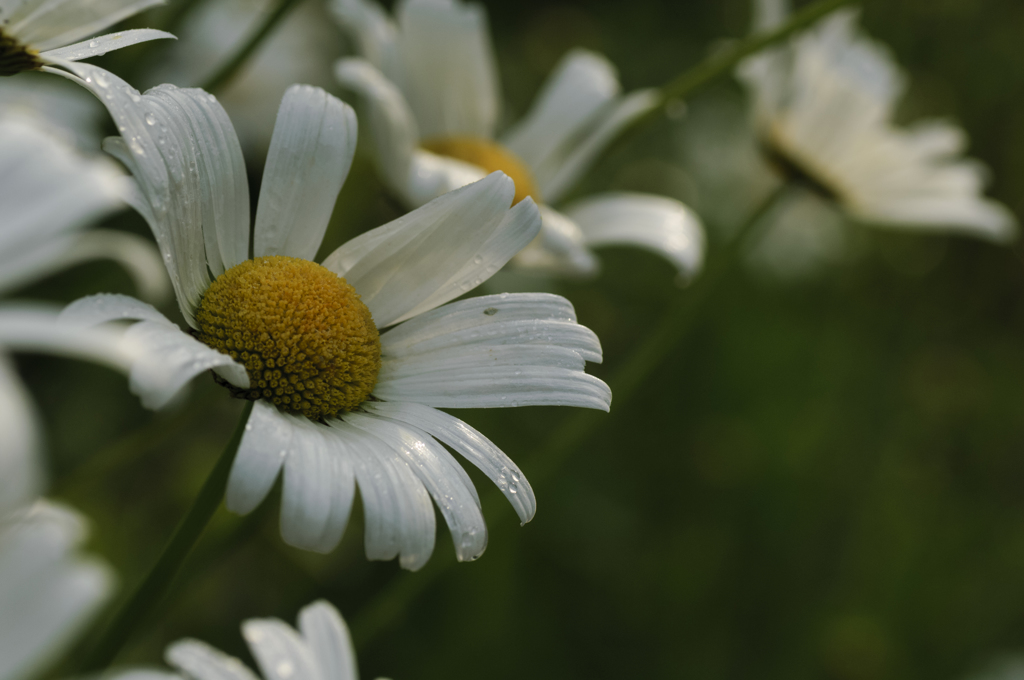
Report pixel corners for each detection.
[279,419,355,554]
[330,420,436,570]
[321,171,516,327]
[402,148,487,206]
[502,48,621,173]
[0,229,171,303]
[107,672,183,680]
[167,639,261,680]
[510,205,599,277]
[0,355,42,517]
[393,0,500,138]
[64,62,251,325]
[0,303,138,373]
[0,501,114,680]
[39,28,175,62]
[254,85,357,262]
[241,619,319,680]
[364,401,536,523]
[59,292,173,327]
[537,88,661,204]
[346,412,487,563]
[124,320,248,410]
[380,292,601,363]
[334,57,419,193]
[561,192,707,280]
[11,0,164,51]
[225,400,292,516]
[297,600,358,680]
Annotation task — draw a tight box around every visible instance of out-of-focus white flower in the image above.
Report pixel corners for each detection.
[0,500,114,680]
[62,63,611,570]
[332,0,705,282]
[0,73,105,149]
[143,0,343,158]
[736,0,1017,242]
[0,116,169,508]
[0,0,173,76]
[112,600,365,680]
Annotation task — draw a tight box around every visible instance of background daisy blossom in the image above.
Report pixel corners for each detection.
[331,0,706,282]
[58,61,611,570]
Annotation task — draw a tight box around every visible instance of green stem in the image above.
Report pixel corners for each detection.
[350,184,792,647]
[199,0,305,93]
[76,400,255,672]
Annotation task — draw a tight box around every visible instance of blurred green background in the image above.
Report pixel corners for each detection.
[15,1,1024,679]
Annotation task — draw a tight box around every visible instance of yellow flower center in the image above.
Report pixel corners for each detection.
[195,256,381,420]
[422,136,540,205]
[0,29,42,76]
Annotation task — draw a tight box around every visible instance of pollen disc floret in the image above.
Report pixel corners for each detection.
[195,256,381,419]
[422,136,540,206]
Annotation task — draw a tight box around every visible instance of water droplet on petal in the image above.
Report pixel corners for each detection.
[145,112,157,126]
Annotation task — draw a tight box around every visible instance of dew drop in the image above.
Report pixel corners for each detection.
[145,112,157,126]
[88,40,98,47]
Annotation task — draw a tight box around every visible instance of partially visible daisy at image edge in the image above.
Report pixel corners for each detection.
[331,0,705,282]
[735,0,1017,241]
[0,0,174,77]
[60,62,611,570]
[110,600,369,680]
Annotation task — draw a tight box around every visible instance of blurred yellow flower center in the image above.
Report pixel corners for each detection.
[422,136,540,205]
[195,256,381,420]
[0,30,43,76]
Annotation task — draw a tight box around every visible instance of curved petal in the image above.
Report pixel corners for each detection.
[329,419,436,570]
[166,639,260,680]
[40,29,175,62]
[322,172,536,326]
[0,230,171,303]
[538,88,660,204]
[335,57,419,196]
[0,303,139,373]
[502,48,620,173]
[225,400,291,516]
[62,62,249,325]
[0,355,42,516]
[393,0,500,138]
[254,85,357,262]
[297,600,358,680]
[242,619,319,680]
[380,291,601,363]
[278,418,355,553]
[510,205,598,277]
[11,0,164,51]
[401,148,487,207]
[124,320,248,410]
[345,412,487,562]
[561,192,707,281]
[364,401,536,523]
[59,292,173,327]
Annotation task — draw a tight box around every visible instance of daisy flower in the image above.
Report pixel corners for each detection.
[331,0,705,281]
[61,63,611,570]
[0,0,174,77]
[0,500,114,680]
[735,0,1017,241]
[113,600,365,680]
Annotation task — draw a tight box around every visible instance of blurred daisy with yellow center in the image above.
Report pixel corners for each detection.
[61,63,611,570]
[332,0,705,281]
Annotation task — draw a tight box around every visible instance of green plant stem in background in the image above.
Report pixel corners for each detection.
[349,183,793,648]
[75,400,254,673]
[199,0,304,93]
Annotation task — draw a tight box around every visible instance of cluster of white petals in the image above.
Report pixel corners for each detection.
[332,0,705,280]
